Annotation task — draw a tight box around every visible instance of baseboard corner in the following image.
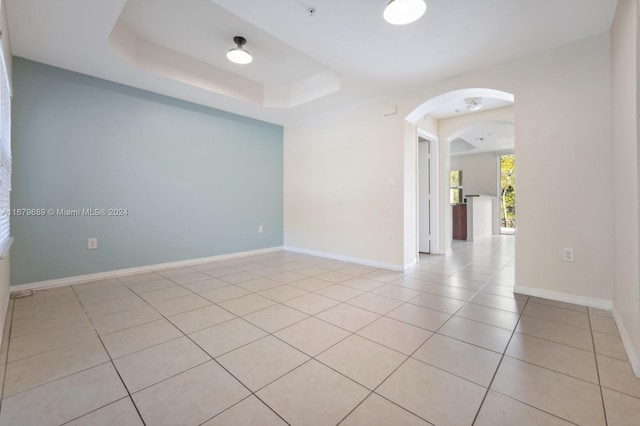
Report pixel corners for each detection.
[513,285,613,310]
[611,306,640,379]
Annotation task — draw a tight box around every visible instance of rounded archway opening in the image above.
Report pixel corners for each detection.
[404,88,515,265]
[406,88,515,124]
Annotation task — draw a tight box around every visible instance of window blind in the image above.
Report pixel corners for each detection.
[0,35,12,258]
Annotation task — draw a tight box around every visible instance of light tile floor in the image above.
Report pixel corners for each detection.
[0,236,639,425]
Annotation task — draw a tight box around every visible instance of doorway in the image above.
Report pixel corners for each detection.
[418,137,431,253]
[406,88,515,263]
[500,154,516,234]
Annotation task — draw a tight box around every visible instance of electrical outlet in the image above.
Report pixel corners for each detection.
[258,225,264,234]
[88,237,97,250]
[562,248,574,262]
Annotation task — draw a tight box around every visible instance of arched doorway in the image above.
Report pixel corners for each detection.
[404,88,515,265]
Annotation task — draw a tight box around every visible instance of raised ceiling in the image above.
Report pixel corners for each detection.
[111,0,341,108]
[5,0,617,124]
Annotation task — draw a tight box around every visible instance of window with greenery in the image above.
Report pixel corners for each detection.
[500,155,515,228]
[450,170,463,204]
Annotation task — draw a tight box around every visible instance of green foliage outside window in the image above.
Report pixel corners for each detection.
[450,170,463,204]
[501,155,515,228]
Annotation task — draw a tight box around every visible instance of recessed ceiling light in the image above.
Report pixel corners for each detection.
[383,0,427,25]
[227,36,252,65]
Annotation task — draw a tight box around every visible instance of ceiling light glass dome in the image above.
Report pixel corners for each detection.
[383,0,427,25]
[227,36,252,64]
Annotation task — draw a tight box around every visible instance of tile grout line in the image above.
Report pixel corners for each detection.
[0,255,362,422]
[178,322,295,425]
[588,307,610,426]
[333,258,515,425]
[340,288,499,421]
[0,298,15,418]
[197,393,292,426]
[172,269,434,424]
[56,396,140,426]
[469,264,527,425]
[14,241,617,426]
[139,267,335,424]
[70,284,148,426]
[69,272,596,422]
[468,295,585,426]
[1,291,139,424]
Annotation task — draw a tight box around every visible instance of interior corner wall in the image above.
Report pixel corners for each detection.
[406,34,614,303]
[283,100,406,269]
[432,34,613,302]
[510,35,613,301]
[611,0,640,374]
[10,58,284,285]
[285,32,614,299]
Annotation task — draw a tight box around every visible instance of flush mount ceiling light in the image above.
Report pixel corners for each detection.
[383,0,427,25]
[226,36,252,64]
[464,97,483,111]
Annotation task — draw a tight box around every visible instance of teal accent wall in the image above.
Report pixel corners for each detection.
[10,58,283,285]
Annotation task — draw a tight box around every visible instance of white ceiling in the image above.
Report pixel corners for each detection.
[427,97,513,120]
[112,0,342,108]
[450,122,515,156]
[5,0,617,125]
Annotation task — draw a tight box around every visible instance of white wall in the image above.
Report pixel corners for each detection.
[451,153,501,235]
[0,0,12,342]
[416,116,438,135]
[285,33,614,302]
[467,197,493,241]
[611,0,640,376]
[284,99,406,268]
[450,153,499,198]
[510,37,613,301]
[405,34,614,302]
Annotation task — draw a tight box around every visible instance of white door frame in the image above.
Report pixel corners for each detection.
[417,129,440,258]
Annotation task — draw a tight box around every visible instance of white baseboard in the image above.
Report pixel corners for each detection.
[11,246,284,293]
[283,246,405,271]
[513,285,613,310]
[467,232,492,242]
[515,284,640,378]
[404,260,417,271]
[612,306,640,378]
